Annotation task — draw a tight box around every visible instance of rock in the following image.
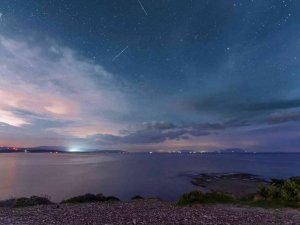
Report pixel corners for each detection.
[61,193,106,204]
[12,196,52,208]
[1,200,299,225]
[131,195,144,200]
[104,196,120,202]
[0,198,15,207]
[61,193,120,204]
[190,173,269,198]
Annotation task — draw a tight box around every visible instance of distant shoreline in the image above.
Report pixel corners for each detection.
[1,149,300,154]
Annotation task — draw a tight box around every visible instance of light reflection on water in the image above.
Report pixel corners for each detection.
[0,153,300,202]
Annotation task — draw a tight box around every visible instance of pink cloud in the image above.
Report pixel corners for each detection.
[0,35,128,138]
[0,109,30,127]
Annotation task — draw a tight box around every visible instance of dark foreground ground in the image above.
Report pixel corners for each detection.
[0,200,300,225]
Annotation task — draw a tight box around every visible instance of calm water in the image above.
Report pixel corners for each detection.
[1,153,300,202]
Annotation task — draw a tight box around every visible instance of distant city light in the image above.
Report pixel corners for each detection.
[69,148,80,152]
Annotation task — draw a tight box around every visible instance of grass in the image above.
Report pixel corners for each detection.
[178,190,235,205]
[243,199,299,209]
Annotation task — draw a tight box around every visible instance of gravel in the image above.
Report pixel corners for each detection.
[0,200,299,225]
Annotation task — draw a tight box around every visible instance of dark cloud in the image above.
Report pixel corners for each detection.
[89,120,249,145]
[249,99,300,112]
[266,112,300,124]
[89,113,300,146]
[90,130,178,145]
[132,121,176,131]
[188,120,249,130]
[182,97,300,117]
[118,121,176,135]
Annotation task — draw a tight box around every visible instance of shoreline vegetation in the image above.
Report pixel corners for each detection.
[1,173,300,209]
[182,173,300,208]
[1,174,300,224]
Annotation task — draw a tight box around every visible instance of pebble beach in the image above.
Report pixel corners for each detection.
[0,200,300,225]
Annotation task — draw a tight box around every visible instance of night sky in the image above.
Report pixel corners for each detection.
[0,0,300,152]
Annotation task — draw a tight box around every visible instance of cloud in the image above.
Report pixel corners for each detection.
[0,28,299,149]
[249,99,300,112]
[180,94,300,118]
[139,121,176,130]
[88,119,249,145]
[266,111,300,124]
[2,34,245,146]
[0,34,128,136]
[123,121,176,133]
[0,109,30,127]
[188,119,249,130]
[90,129,190,145]
[86,113,300,146]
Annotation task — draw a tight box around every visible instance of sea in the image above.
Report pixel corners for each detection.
[0,152,300,202]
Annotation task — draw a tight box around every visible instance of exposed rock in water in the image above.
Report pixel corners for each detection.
[191,173,269,198]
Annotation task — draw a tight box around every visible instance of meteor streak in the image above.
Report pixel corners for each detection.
[137,0,148,16]
[112,46,129,62]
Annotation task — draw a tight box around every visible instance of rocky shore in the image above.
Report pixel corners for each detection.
[190,173,269,197]
[1,174,300,224]
[0,199,300,225]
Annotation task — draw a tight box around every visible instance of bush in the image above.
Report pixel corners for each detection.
[0,198,16,207]
[271,179,285,187]
[290,177,300,185]
[279,181,300,201]
[178,190,235,205]
[131,195,144,200]
[13,196,52,207]
[104,196,120,202]
[255,180,300,208]
[258,186,272,199]
[61,193,105,204]
[0,196,53,208]
[61,193,120,204]
[180,181,300,209]
[269,188,281,199]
